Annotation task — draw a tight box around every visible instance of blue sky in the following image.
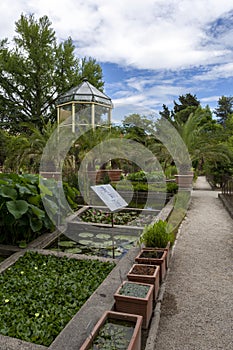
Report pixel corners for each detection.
[1,0,233,123]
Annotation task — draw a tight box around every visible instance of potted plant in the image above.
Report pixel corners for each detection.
[127,264,160,300]
[80,310,142,350]
[135,248,167,283]
[114,281,154,329]
[139,219,174,269]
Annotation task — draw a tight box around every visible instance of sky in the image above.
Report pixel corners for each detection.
[1,0,233,123]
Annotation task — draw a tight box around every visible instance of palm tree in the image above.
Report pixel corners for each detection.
[4,120,57,173]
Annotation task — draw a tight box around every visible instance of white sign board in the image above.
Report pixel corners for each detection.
[91,184,128,212]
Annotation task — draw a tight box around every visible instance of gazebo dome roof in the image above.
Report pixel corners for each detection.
[56,78,113,107]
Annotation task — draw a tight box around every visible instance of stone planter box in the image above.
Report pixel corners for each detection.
[135,248,168,283]
[114,281,154,329]
[127,263,160,300]
[79,310,142,350]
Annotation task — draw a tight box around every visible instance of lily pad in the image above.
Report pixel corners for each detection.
[78,232,94,238]
[122,243,135,250]
[79,239,93,246]
[114,235,133,242]
[58,241,77,248]
[107,250,122,257]
[65,248,82,254]
[91,241,104,248]
[96,233,111,240]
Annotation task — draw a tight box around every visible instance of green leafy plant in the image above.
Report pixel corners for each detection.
[139,219,175,248]
[0,251,115,346]
[0,173,79,245]
[90,318,135,350]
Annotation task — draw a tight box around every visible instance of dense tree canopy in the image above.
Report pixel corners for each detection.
[0,14,104,133]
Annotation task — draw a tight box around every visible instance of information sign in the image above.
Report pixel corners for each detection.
[91,184,128,212]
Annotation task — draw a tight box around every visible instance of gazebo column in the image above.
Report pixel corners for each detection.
[91,103,95,129]
[72,103,75,133]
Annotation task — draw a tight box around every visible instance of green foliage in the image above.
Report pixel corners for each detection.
[139,219,174,248]
[0,251,115,346]
[0,173,79,244]
[173,93,200,124]
[166,182,178,194]
[214,95,233,127]
[127,171,164,182]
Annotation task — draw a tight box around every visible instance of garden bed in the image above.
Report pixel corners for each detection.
[65,206,159,253]
[0,251,115,347]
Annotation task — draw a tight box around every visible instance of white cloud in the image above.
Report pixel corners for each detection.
[195,63,233,80]
[1,0,233,70]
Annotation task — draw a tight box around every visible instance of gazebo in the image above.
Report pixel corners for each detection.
[56,78,113,131]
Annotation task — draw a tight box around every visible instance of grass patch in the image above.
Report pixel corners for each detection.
[0,251,115,346]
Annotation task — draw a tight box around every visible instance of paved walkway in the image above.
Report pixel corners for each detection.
[152,177,233,350]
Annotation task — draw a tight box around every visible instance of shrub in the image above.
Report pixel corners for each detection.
[127,171,165,183]
[166,182,178,194]
[139,219,175,248]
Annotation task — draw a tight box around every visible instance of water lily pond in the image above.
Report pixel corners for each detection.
[47,233,136,258]
[80,207,158,227]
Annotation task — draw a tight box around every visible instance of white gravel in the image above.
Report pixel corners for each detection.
[152,177,233,350]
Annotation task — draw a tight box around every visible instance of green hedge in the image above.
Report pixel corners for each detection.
[127,170,165,182]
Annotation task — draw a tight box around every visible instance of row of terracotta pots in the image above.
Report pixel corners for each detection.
[80,245,170,350]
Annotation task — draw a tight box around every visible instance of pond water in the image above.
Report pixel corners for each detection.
[0,256,5,263]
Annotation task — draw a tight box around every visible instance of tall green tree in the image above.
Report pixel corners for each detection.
[173,93,200,124]
[214,96,233,127]
[0,14,104,133]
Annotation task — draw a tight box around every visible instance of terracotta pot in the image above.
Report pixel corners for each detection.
[144,241,171,269]
[175,174,193,189]
[114,281,154,329]
[40,172,61,180]
[127,264,160,300]
[135,248,168,283]
[108,169,122,181]
[79,310,142,350]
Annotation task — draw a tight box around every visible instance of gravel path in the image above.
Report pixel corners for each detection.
[153,177,233,350]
